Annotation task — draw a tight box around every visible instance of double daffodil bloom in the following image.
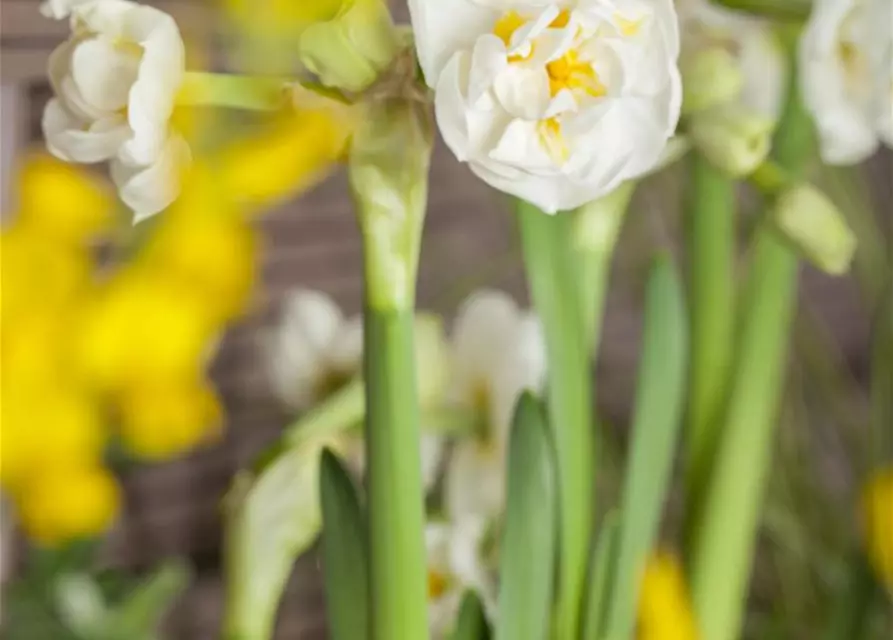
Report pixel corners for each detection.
[800,0,893,164]
[409,0,682,213]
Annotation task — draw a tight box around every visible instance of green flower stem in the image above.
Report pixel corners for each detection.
[349,99,434,640]
[709,0,812,21]
[518,201,594,640]
[178,72,290,111]
[689,37,813,640]
[685,153,736,506]
[363,308,429,640]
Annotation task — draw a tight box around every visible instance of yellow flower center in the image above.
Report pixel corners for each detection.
[546,49,606,98]
[427,570,449,599]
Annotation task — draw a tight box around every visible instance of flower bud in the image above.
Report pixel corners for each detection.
[299,0,400,92]
[682,48,745,115]
[772,184,856,275]
[689,105,774,177]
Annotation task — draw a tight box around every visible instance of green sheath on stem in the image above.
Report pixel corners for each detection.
[689,37,812,640]
[363,309,429,640]
[685,153,736,508]
[518,201,594,640]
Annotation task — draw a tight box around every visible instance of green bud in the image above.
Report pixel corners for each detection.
[682,48,745,115]
[299,0,400,93]
[772,184,857,275]
[574,181,635,254]
[350,99,434,310]
[690,105,774,177]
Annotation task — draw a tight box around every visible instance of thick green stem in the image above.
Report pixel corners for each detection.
[689,35,813,640]
[363,308,429,640]
[685,153,736,505]
[518,202,594,640]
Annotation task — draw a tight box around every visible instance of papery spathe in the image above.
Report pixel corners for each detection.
[409,0,682,213]
[800,0,893,164]
[42,0,188,219]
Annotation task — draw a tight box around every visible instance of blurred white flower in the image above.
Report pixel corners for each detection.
[42,0,189,220]
[265,289,444,490]
[800,0,893,164]
[40,0,92,19]
[426,518,494,639]
[408,0,682,213]
[678,0,788,123]
[444,290,546,521]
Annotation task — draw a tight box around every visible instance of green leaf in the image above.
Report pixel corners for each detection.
[495,392,557,640]
[223,439,328,640]
[603,257,688,640]
[451,591,491,640]
[320,449,369,640]
[100,561,191,639]
[581,513,620,640]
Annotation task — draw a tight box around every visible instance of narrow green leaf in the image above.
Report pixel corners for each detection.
[451,591,491,640]
[495,392,556,640]
[320,448,369,640]
[604,257,688,640]
[581,513,620,640]
[223,440,328,640]
[101,561,191,639]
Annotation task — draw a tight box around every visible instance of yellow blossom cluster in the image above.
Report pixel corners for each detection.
[1,155,259,546]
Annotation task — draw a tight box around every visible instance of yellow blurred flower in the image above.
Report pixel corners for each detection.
[138,181,260,321]
[1,389,105,491]
[16,154,114,244]
[119,377,223,460]
[0,225,90,322]
[1,310,69,393]
[18,465,120,545]
[638,552,700,640]
[75,270,217,390]
[862,468,893,591]
[217,107,351,214]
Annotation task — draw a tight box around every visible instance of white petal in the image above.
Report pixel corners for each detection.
[328,315,364,377]
[408,0,500,86]
[110,134,190,221]
[738,28,788,123]
[493,66,552,120]
[468,34,508,106]
[420,434,444,492]
[70,38,141,112]
[43,98,129,163]
[40,0,92,19]
[488,313,546,439]
[451,289,521,405]
[445,440,505,521]
[75,0,185,165]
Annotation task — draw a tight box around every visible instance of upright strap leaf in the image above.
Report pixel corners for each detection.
[451,591,491,640]
[581,513,620,640]
[319,449,369,640]
[603,257,688,640]
[495,392,557,640]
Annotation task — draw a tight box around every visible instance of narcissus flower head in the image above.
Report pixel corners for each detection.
[409,0,682,213]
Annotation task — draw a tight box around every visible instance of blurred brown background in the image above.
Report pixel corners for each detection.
[2,0,892,637]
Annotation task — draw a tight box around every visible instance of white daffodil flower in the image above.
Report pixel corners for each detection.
[800,0,893,165]
[42,0,189,219]
[265,289,444,490]
[444,290,546,522]
[408,0,682,214]
[678,0,787,123]
[426,518,495,639]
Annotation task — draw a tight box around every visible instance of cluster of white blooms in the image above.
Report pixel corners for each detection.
[41,0,188,220]
[266,288,545,637]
